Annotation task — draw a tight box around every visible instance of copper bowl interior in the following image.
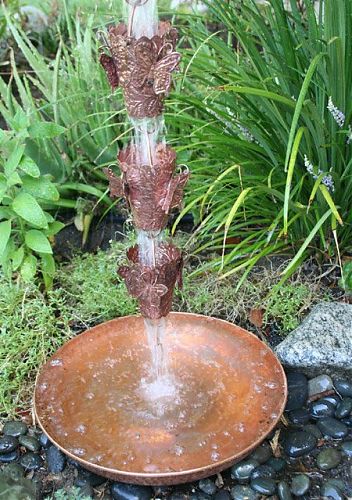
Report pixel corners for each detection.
[34,313,287,485]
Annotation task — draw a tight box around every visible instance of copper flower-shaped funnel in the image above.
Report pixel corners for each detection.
[119,243,183,319]
[100,21,180,118]
[104,144,189,232]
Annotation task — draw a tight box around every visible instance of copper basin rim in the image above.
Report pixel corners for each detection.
[34,312,287,485]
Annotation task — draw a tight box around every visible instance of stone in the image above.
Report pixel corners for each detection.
[250,465,276,480]
[266,457,286,473]
[309,400,335,419]
[317,417,348,439]
[38,432,51,449]
[285,372,308,411]
[341,441,352,457]
[302,424,322,439]
[290,474,310,496]
[198,478,217,495]
[2,463,24,481]
[308,374,334,396]
[317,448,341,470]
[250,478,276,495]
[19,452,43,471]
[230,485,259,500]
[320,483,344,500]
[335,398,352,419]
[341,415,352,427]
[282,430,317,458]
[0,436,18,454]
[275,302,352,377]
[334,379,352,397]
[3,421,28,438]
[214,491,231,500]
[0,450,19,463]
[249,443,272,464]
[277,481,292,500]
[320,395,341,407]
[288,408,310,425]
[190,493,211,500]
[231,459,260,483]
[18,435,40,452]
[46,445,66,473]
[110,482,153,500]
[325,479,346,492]
[75,468,106,487]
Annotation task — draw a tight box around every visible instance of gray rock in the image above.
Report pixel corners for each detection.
[290,474,310,496]
[317,448,341,470]
[46,446,66,473]
[308,374,333,396]
[18,435,40,453]
[230,485,259,500]
[3,421,28,438]
[275,303,352,377]
[334,379,352,397]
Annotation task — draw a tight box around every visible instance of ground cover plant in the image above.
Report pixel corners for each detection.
[169,0,352,283]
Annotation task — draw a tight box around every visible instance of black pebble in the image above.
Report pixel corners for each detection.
[0,436,18,454]
[317,417,348,439]
[266,457,286,473]
[0,450,19,463]
[288,408,310,425]
[285,372,308,411]
[309,400,335,419]
[110,482,153,500]
[38,432,51,449]
[251,477,276,495]
[75,467,106,487]
[3,421,28,438]
[46,445,66,473]
[19,452,43,471]
[335,398,352,419]
[334,379,352,397]
[214,491,231,500]
[251,464,276,480]
[282,430,317,458]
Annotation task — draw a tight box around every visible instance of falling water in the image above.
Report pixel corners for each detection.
[126,0,172,396]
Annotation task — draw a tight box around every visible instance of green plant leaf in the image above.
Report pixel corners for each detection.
[12,245,25,271]
[4,143,25,176]
[18,156,40,178]
[25,230,52,254]
[319,185,343,225]
[28,122,66,139]
[22,176,60,201]
[20,254,37,282]
[0,174,7,201]
[0,220,11,258]
[45,221,65,237]
[12,192,48,229]
[6,171,22,188]
[40,253,55,276]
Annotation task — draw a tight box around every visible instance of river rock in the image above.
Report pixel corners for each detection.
[250,478,276,495]
[46,445,66,473]
[302,424,322,439]
[341,415,352,427]
[334,379,352,397]
[317,417,348,439]
[0,450,19,463]
[250,443,272,464]
[3,421,27,438]
[275,302,352,377]
[18,435,40,453]
[110,482,153,500]
[250,464,276,480]
[230,485,259,500]
[309,400,335,419]
[76,468,106,487]
[19,452,43,471]
[288,408,310,425]
[231,459,259,483]
[38,432,51,449]
[285,372,308,411]
[282,430,317,457]
[317,448,341,470]
[291,474,310,496]
[214,491,231,500]
[308,374,333,396]
[0,436,18,454]
[335,398,352,419]
[320,395,341,407]
[341,441,352,457]
[199,478,217,495]
[267,457,286,473]
[277,481,292,500]
[320,483,344,500]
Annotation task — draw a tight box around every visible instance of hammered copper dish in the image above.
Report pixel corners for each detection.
[34,312,287,485]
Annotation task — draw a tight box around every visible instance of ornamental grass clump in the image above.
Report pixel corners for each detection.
[170,0,352,282]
